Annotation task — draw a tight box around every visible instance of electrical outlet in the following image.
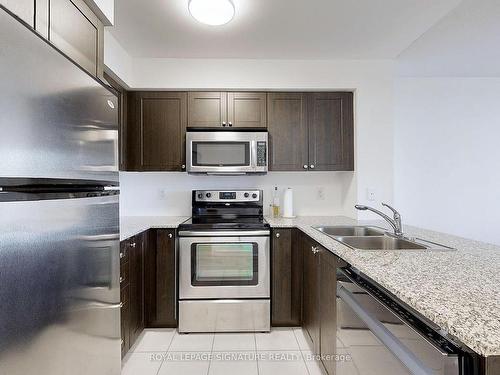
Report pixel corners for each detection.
[317,186,325,200]
[366,188,376,202]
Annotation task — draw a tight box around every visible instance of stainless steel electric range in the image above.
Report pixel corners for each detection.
[178,189,271,333]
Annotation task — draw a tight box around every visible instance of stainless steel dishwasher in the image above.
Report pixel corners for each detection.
[335,267,480,375]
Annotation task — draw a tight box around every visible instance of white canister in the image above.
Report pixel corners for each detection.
[282,188,295,218]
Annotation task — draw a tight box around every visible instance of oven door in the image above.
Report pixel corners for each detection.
[186,131,268,174]
[179,234,270,299]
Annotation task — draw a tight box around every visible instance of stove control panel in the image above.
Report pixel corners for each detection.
[194,190,261,203]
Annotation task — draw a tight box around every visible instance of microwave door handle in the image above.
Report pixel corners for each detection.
[337,285,434,375]
[251,140,257,170]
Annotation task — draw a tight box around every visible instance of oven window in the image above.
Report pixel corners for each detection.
[192,142,250,167]
[191,243,258,286]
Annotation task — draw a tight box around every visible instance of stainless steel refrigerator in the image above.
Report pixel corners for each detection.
[0,7,120,375]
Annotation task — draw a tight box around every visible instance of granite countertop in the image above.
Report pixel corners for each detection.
[266,216,500,358]
[120,216,189,240]
[120,215,500,357]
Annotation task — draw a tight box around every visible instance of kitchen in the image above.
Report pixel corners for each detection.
[0,1,499,375]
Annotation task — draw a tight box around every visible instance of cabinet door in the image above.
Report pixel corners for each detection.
[227,92,267,128]
[1,0,35,26]
[129,233,144,346]
[119,240,131,357]
[129,92,187,171]
[307,92,354,171]
[319,248,338,375]
[302,235,320,354]
[120,285,130,357]
[271,229,302,326]
[145,229,177,327]
[267,93,309,171]
[49,0,103,77]
[187,92,227,127]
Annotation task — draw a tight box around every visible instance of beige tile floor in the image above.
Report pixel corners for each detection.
[121,327,331,375]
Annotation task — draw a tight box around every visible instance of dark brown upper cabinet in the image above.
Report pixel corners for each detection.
[49,0,104,78]
[188,92,267,128]
[267,93,308,171]
[1,0,35,26]
[188,92,227,127]
[2,0,49,38]
[227,92,267,128]
[271,229,303,326]
[128,92,187,171]
[308,92,354,171]
[268,92,354,171]
[3,0,104,78]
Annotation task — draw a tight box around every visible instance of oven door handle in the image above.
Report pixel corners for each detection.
[337,285,434,375]
[178,230,270,237]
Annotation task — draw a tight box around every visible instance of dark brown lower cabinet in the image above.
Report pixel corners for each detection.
[319,247,338,374]
[120,232,145,357]
[144,229,177,327]
[271,229,302,326]
[120,229,177,357]
[301,233,339,374]
[128,231,145,346]
[302,234,321,354]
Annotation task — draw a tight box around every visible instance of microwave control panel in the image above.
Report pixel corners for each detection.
[257,142,267,166]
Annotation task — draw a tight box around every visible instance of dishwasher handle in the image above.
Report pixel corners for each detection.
[337,285,434,375]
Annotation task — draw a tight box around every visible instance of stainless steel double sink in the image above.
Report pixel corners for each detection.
[314,226,452,251]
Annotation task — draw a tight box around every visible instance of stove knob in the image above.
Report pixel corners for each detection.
[252,193,257,199]
[197,193,203,199]
[244,192,249,198]
[206,193,212,198]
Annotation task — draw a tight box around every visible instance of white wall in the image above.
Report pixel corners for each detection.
[103,29,133,87]
[394,78,500,245]
[117,59,395,219]
[120,172,356,217]
[84,0,114,25]
[394,0,500,245]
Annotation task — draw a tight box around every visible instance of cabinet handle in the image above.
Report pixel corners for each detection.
[303,164,308,169]
[119,252,125,259]
[312,246,320,254]
[275,232,280,238]
[130,242,136,248]
[119,276,124,283]
[121,339,124,346]
[181,164,186,170]
[119,302,124,308]
[310,164,315,169]
[168,233,173,239]
[222,122,227,127]
[228,122,233,127]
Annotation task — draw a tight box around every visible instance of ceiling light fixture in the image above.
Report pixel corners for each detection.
[188,0,235,26]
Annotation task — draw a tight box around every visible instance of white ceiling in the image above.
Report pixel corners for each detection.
[109,0,462,59]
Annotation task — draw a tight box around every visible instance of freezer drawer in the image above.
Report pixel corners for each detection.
[0,193,120,375]
[0,9,118,185]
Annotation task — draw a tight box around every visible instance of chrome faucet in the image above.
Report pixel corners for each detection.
[355,203,403,237]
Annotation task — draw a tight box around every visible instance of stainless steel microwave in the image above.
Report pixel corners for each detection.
[186,130,268,174]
